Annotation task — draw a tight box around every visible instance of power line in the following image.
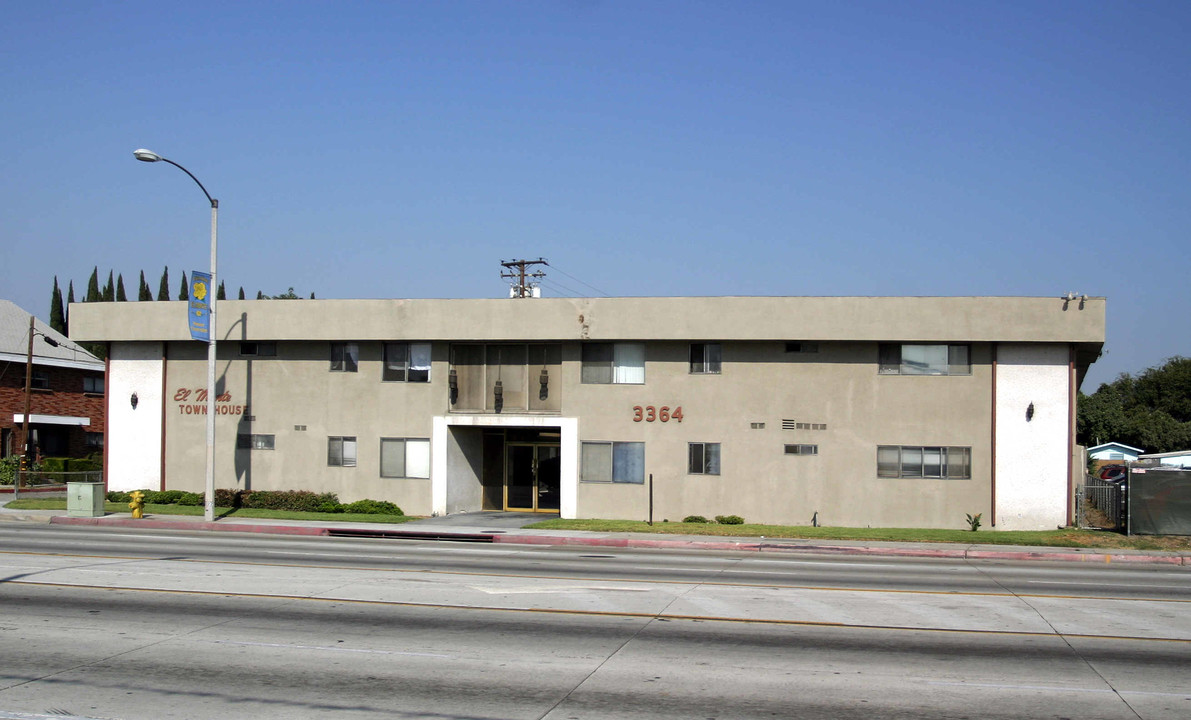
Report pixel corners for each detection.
[543,261,610,297]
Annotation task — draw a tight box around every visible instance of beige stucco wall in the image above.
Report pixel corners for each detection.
[69,296,1106,344]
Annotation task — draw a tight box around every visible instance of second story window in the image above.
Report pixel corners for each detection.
[83,376,104,394]
[689,343,722,374]
[879,344,970,375]
[581,343,645,384]
[330,343,359,373]
[384,342,431,382]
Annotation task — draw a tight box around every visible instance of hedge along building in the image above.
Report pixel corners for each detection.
[69,295,1105,530]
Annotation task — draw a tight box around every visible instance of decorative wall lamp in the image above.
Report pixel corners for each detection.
[1026,402,1035,422]
[493,379,503,413]
[448,368,458,405]
[539,368,549,401]
[131,392,139,410]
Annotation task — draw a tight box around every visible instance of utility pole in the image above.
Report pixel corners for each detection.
[501,258,547,298]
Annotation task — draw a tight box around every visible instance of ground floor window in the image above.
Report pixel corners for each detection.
[581,441,644,484]
[877,445,970,478]
[380,437,430,478]
[328,436,357,467]
[237,434,275,450]
[688,442,721,475]
[85,432,104,450]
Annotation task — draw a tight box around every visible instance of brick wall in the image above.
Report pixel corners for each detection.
[0,360,105,458]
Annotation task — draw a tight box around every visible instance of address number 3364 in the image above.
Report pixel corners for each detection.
[632,405,683,423]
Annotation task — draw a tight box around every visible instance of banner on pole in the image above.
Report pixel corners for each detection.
[189,271,212,342]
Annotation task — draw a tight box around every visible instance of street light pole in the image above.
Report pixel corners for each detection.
[134,149,219,521]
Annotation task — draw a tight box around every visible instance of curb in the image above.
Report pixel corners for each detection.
[41,516,1191,566]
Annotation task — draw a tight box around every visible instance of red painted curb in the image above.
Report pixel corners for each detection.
[50,516,329,536]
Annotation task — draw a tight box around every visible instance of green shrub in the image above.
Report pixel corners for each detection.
[106,491,133,503]
[144,490,185,505]
[0,456,18,485]
[65,458,103,472]
[240,490,341,512]
[177,492,204,506]
[683,515,710,523]
[715,514,745,525]
[965,512,982,532]
[343,499,403,515]
[40,457,67,473]
[214,489,242,508]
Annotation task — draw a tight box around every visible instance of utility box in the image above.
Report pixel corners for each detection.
[67,482,105,518]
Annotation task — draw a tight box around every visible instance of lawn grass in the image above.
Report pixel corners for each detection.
[3,498,413,524]
[6,497,1189,551]
[525,518,1191,552]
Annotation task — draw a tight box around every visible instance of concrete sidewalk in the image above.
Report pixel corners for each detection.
[3,499,1189,565]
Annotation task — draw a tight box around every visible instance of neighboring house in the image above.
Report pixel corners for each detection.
[1138,450,1191,469]
[69,295,1105,531]
[0,299,105,461]
[1087,442,1144,463]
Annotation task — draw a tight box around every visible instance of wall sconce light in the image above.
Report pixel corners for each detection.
[448,368,458,405]
[1026,402,1035,421]
[131,392,139,410]
[493,380,503,413]
[539,368,549,401]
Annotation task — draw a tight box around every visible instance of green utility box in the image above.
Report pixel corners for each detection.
[67,482,105,518]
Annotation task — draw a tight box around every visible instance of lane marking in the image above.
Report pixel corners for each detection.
[3,550,1188,602]
[9,579,1191,645]
[211,639,451,658]
[927,680,1191,699]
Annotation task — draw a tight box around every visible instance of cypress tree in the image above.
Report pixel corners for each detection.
[49,277,66,334]
[256,290,265,299]
[217,281,226,300]
[116,274,127,302]
[102,271,115,302]
[138,271,152,301]
[86,267,100,302]
[179,272,189,301]
[157,266,170,301]
[238,287,245,300]
[66,281,75,335]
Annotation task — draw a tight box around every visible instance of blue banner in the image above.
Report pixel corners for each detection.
[189,271,212,342]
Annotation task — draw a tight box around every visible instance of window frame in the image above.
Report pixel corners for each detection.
[581,342,645,385]
[689,342,722,374]
[877,445,971,479]
[83,376,104,394]
[581,441,645,484]
[379,437,430,478]
[383,342,432,383]
[327,436,358,467]
[878,343,970,376]
[330,343,359,373]
[784,444,818,455]
[236,433,275,450]
[688,442,721,475]
[239,341,276,357]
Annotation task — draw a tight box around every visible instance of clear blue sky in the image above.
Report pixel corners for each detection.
[2,1,1187,390]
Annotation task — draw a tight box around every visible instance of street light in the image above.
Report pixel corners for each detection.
[134,148,219,521]
[17,316,60,500]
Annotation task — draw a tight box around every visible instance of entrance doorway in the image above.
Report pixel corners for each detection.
[505,442,560,512]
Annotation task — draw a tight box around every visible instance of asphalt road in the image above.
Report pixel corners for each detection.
[1,525,1189,719]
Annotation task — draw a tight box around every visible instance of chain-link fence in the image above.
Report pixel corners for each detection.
[1076,474,1125,532]
[12,470,102,489]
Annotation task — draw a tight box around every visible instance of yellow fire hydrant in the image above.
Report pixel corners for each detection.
[129,491,146,519]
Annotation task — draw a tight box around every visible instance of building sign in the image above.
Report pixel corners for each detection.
[632,405,683,423]
[173,388,246,416]
[189,271,212,342]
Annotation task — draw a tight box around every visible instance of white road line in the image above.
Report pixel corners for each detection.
[927,680,1190,698]
[212,639,451,658]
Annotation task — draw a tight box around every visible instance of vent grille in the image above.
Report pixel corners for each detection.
[783,420,826,431]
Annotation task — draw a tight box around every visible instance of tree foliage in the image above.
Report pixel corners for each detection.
[85,267,100,302]
[116,274,127,302]
[178,271,189,301]
[49,277,66,334]
[157,266,170,301]
[102,271,115,302]
[138,271,152,301]
[1078,357,1191,453]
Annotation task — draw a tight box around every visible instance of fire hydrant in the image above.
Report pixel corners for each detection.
[129,491,146,519]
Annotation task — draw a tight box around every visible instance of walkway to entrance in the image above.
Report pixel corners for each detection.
[402,511,558,530]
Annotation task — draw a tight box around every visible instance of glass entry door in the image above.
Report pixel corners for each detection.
[505,443,560,512]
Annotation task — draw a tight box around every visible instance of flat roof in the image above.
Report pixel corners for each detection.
[69,295,1106,346]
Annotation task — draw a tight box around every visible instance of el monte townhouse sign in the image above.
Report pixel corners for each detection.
[173,388,247,416]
